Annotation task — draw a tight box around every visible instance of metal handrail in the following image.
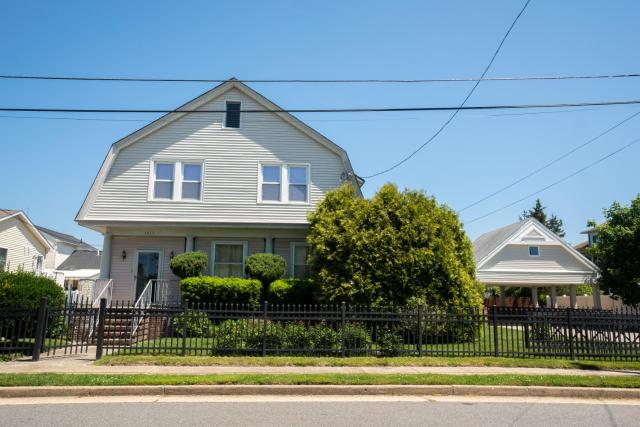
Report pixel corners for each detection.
[131,280,154,339]
[92,279,113,308]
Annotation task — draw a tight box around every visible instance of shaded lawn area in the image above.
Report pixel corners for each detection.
[95,354,640,371]
[2,373,640,388]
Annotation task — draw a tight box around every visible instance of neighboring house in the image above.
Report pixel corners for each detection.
[473,218,601,308]
[76,79,362,303]
[36,225,97,277]
[55,249,101,290]
[0,209,51,274]
[575,225,598,259]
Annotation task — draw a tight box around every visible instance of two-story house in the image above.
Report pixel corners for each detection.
[76,79,362,304]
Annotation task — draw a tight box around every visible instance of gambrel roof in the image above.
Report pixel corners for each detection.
[76,79,362,221]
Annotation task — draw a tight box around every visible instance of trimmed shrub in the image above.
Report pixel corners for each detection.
[172,311,213,337]
[0,270,66,309]
[269,279,318,305]
[170,252,208,279]
[377,328,404,357]
[340,323,372,352]
[244,253,286,299]
[180,277,261,305]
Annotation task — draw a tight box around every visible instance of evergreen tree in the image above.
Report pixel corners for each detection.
[519,199,565,237]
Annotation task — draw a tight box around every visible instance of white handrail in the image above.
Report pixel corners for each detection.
[92,279,113,308]
[131,279,154,339]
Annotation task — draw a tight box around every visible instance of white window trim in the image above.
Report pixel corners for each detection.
[222,99,242,129]
[528,246,541,257]
[0,247,7,270]
[132,249,164,300]
[257,162,310,205]
[290,242,309,278]
[148,159,204,203]
[211,240,248,277]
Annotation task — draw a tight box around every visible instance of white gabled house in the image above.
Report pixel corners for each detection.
[76,79,362,304]
[0,210,51,274]
[473,218,600,308]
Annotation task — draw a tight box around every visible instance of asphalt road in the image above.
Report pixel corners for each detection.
[1,397,639,427]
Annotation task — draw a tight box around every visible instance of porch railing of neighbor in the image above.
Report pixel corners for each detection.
[2,299,640,361]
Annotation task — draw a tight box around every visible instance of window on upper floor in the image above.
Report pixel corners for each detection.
[259,163,309,204]
[528,246,540,257]
[151,160,203,201]
[225,101,241,128]
[0,248,7,271]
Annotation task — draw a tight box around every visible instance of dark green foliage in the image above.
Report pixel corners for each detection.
[245,253,286,299]
[340,323,372,351]
[169,252,208,279]
[172,311,213,337]
[520,199,565,237]
[377,328,404,357]
[180,277,261,305]
[269,279,318,305]
[590,195,640,306]
[0,270,66,309]
[308,183,483,308]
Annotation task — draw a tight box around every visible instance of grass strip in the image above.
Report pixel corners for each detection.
[1,373,640,388]
[95,355,640,371]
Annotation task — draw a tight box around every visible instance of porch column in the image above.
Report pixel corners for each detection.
[550,286,557,308]
[531,287,539,308]
[99,232,112,279]
[265,237,274,254]
[569,285,577,309]
[592,283,602,309]
[185,235,195,252]
[499,286,506,307]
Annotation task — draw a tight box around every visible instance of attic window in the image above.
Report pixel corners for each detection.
[225,101,241,128]
[528,246,540,257]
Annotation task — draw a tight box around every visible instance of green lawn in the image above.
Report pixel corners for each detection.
[95,354,640,371]
[2,373,640,388]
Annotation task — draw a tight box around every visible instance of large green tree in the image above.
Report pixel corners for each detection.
[307,183,483,308]
[520,199,565,237]
[590,195,640,306]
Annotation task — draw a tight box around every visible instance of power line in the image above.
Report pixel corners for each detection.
[1,72,639,84]
[362,0,532,179]
[3,99,640,114]
[458,109,640,213]
[464,136,640,224]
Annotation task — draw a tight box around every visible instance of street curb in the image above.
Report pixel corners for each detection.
[1,385,640,399]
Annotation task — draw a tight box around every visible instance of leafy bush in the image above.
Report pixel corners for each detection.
[308,322,339,350]
[245,253,286,299]
[269,279,318,305]
[180,277,261,305]
[0,270,66,309]
[308,183,483,308]
[170,252,208,279]
[377,328,404,357]
[172,311,213,337]
[340,323,372,352]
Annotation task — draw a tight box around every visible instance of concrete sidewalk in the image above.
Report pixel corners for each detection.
[1,352,639,377]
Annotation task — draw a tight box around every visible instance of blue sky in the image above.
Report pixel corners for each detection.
[1,0,639,249]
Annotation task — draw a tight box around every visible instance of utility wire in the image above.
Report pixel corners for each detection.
[1,72,639,84]
[458,109,640,213]
[362,0,532,179]
[464,136,640,224]
[3,100,640,114]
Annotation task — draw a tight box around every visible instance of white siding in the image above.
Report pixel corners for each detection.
[0,217,47,273]
[86,88,346,224]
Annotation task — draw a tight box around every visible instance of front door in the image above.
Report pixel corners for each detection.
[135,251,160,301]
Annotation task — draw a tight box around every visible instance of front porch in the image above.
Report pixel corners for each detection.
[489,283,603,309]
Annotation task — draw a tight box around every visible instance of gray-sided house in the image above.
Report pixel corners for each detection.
[473,218,601,308]
[76,79,362,305]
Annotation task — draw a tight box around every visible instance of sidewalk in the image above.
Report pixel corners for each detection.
[2,352,639,377]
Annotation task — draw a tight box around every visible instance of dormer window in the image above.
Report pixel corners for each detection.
[224,101,241,128]
[528,246,540,257]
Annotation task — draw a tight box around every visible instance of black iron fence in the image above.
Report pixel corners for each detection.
[2,298,640,361]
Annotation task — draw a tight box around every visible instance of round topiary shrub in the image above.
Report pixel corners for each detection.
[170,251,208,279]
[0,270,66,309]
[244,253,286,300]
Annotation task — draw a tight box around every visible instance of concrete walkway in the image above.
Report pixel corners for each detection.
[2,352,639,377]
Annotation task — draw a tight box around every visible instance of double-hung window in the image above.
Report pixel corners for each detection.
[153,163,175,199]
[291,243,310,279]
[182,163,202,200]
[259,163,309,203]
[151,160,203,201]
[261,165,282,201]
[212,242,247,278]
[0,248,7,271]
